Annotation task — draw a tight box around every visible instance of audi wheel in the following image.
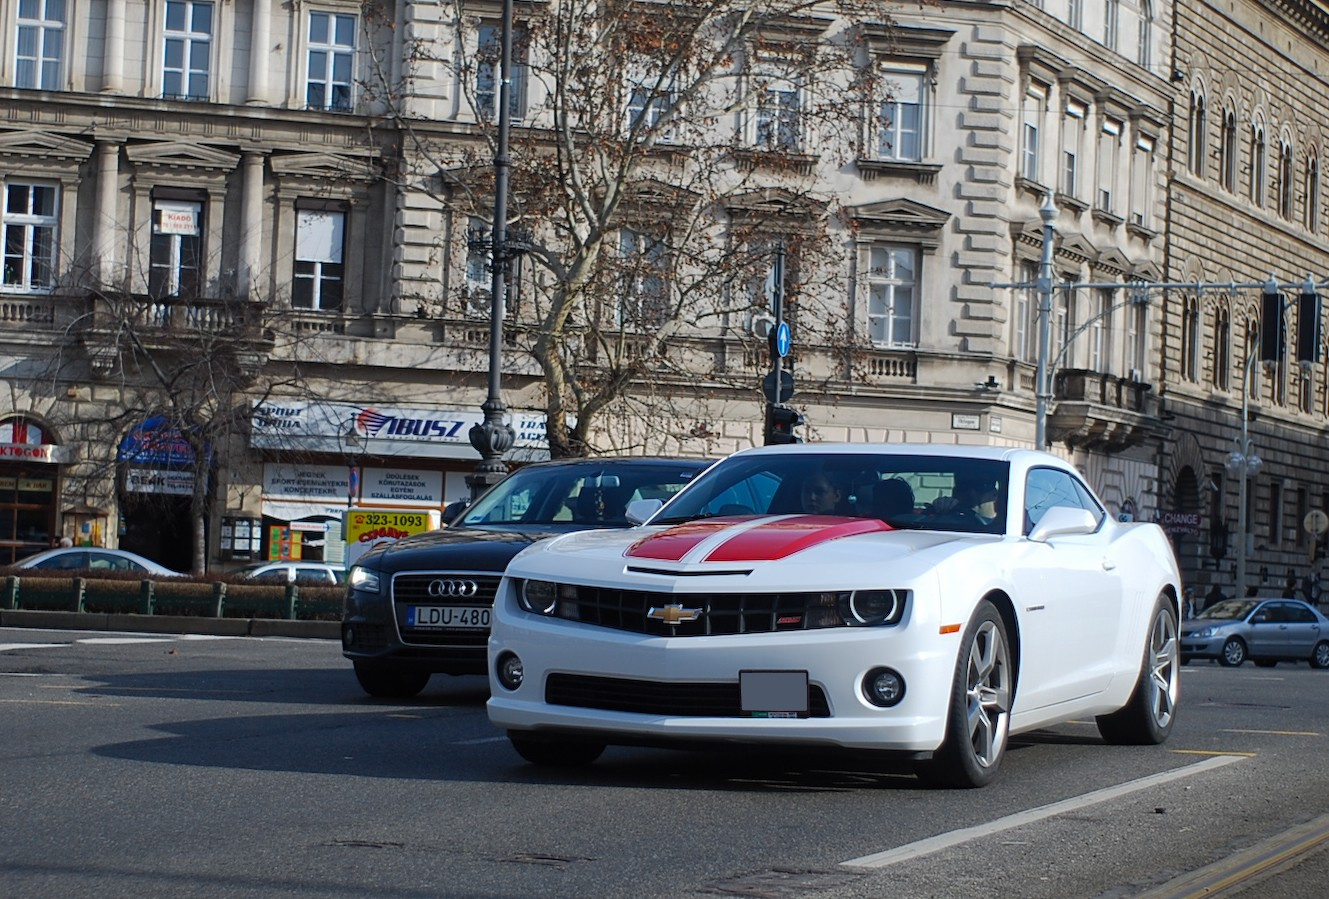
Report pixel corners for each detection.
[354,662,430,698]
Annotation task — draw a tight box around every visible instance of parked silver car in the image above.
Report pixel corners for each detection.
[234,561,345,586]
[1181,598,1329,668]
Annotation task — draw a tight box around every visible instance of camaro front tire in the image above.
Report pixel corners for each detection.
[1096,594,1179,745]
[916,600,1012,789]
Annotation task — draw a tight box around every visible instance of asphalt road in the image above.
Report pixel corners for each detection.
[2,621,1328,898]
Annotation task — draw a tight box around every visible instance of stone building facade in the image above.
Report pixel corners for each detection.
[0,0,1256,576]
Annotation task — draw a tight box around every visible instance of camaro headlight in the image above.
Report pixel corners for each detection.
[519,579,580,618]
[347,566,381,593]
[836,589,908,627]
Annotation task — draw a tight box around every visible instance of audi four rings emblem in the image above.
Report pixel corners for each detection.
[427,579,480,597]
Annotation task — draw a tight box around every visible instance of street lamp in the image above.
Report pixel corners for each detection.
[1034,192,1058,450]
[466,0,518,501]
[1225,348,1263,598]
[342,414,363,510]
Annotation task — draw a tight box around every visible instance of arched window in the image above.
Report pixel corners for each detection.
[1220,106,1238,192]
[1211,304,1231,390]
[1250,118,1267,206]
[1137,0,1153,68]
[1181,293,1201,382]
[1305,149,1321,232]
[1278,138,1294,219]
[1188,92,1207,177]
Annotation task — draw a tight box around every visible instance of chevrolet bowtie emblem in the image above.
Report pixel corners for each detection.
[647,603,702,625]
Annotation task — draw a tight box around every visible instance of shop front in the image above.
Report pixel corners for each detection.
[0,417,73,564]
[117,418,206,574]
[249,401,552,565]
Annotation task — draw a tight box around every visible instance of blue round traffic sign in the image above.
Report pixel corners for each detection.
[775,322,792,357]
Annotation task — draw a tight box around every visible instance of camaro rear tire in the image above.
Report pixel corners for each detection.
[1311,641,1329,670]
[1096,594,1179,745]
[508,733,606,767]
[353,663,430,699]
[915,600,1012,789]
[1219,638,1247,667]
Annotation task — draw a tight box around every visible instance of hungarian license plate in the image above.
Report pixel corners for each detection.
[740,669,809,718]
[406,605,491,629]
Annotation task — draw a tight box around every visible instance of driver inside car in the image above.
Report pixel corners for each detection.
[928,474,1000,526]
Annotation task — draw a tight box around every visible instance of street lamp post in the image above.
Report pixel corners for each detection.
[1034,192,1058,451]
[342,414,363,510]
[1226,347,1263,598]
[466,0,517,501]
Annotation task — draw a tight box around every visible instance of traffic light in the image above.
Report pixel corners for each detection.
[764,403,803,445]
[1298,279,1321,365]
[1260,279,1285,363]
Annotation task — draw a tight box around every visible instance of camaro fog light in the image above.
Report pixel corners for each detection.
[863,667,905,707]
[496,652,524,691]
[520,579,558,615]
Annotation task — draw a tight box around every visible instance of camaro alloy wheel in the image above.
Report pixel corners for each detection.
[1097,595,1180,745]
[918,601,1012,788]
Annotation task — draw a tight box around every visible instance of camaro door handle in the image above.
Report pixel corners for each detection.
[1101,558,1117,571]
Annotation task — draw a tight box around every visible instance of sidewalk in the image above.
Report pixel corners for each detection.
[0,608,339,640]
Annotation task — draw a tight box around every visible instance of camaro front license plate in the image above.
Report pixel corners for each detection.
[740,669,809,718]
[406,605,490,629]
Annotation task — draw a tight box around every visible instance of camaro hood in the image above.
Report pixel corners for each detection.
[508,515,992,588]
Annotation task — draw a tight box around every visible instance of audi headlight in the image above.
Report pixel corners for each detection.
[837,589,908,627]
[348,566,381,593]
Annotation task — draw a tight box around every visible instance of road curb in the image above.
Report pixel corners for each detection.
[0,608,338,640]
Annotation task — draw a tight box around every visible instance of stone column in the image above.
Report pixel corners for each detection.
[248,0,272,104]
[93,141,120,286]
[102,0,126,93]
[239,152,266,299]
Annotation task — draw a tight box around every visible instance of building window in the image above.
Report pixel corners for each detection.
[1129,134,1154,227]
[1105,0,1119,51]
[1126,297,1147,378]
[1188,92,1207,177]
[1137,0,1153,68]
[1089,288,1111,373]
[293,209,344,311]
[876,67,924,162]
[1069,0,1083,31]
[1053,284,1076,368]
[1305,150,1320,232]
[865,245,915,346]
[625,60,676,136]
[1181,293,1200,382]
[476,21,527,121]
[1278,139,1295,220]
[149,199,203,297]
[1015,261,1038,363]
[1220,106,1238,192]
[2,181,59,291]
[1061,101,1085,197]
[306,11,356,111]
[1097,119,1120,212]
[1022,85,1046,182]
[162,0,212,100]
[617,227,669,328]
[751,67,802,152]
[1211,305,1230,390]
[1250,119,1267,206]
[1244,325,1260,400]
[1300,367,1314,414]
[15,0,65,90]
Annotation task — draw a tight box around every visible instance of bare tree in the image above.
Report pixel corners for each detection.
[373,0,895,456]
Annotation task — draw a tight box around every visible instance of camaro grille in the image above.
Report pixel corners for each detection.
[550,586,867,636]
[546,673,831,717]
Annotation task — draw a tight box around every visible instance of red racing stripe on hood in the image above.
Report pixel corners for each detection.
[625,518,738,561]
[625,516,892,563]
[703,516,892,562]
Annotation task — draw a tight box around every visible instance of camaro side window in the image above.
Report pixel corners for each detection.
[1024,468,1100,532]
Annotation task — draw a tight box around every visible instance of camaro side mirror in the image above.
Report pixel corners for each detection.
[625,498,663,525]
[1028,506,1099,542]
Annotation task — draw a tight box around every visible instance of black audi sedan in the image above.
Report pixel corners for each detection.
[341,456,711,697]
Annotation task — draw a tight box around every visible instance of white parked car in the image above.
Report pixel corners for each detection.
[16,547,183,577]
[487,444,1184,788]
[233,561,345,586]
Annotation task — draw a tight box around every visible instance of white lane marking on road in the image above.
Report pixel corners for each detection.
[841,755,1247,868]
[0,643,66,652]
[76,637,174,645]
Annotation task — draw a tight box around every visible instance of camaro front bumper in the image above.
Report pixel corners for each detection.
[486,611,960,753]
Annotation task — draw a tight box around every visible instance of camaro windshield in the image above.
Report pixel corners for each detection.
[653,453,1011,535]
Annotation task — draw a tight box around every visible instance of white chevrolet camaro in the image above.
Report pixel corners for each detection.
[487,444,1183,787]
